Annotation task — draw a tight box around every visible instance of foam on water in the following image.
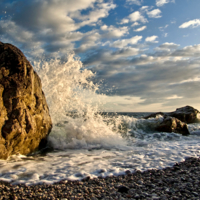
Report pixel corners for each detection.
[0,55,200,185]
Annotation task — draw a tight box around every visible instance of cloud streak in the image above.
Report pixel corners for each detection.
[179,19,200,28]
[156,0,175,7]
[134,26,147,32]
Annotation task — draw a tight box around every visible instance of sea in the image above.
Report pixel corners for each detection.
[0,55,200,185]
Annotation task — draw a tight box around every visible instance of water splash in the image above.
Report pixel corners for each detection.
[34,54,126,150]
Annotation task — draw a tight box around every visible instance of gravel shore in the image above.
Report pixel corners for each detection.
[0,157,200,200]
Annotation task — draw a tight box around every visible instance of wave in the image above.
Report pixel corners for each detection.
[34,54,127,150]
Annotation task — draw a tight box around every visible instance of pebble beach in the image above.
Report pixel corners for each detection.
[1,157,200,200]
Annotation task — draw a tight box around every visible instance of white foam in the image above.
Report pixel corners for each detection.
[0,135,200,185]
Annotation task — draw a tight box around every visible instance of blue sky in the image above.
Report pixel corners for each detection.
[1,0,200,112]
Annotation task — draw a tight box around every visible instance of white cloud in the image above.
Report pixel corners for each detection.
[120,9,149,26]
[156,0,174,7]
[172,44,200,57]
[140,6,150,12]
[111,35,143,48]
[83,43,200,111]
[131,22,140,27]
[145,35,158,43]
[0,20,33,43]
[166,95,183,100]
[75,30,101,53]
[112,47,140,57]
[160,42,179,49]
[154,42,179,51]
[78,3,116,27]
[101,25,108,30]
[147,9,162,18]
[12,0,102,33]
[128,11,148,23]
[0,0,117,58]
[102,26,129,38]
[119,18,130,24]
[76,24,130,53]
[179,19,200,29]
[170,77,200,85]
[134,26,147,32]
[126,0,142,5]
[2,0,116,34]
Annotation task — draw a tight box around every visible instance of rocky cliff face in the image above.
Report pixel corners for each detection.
[0,41,52,159]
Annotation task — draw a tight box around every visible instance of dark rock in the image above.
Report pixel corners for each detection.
[118,185,129,193]
[166,105,200,124]
[156,117,190,136]
[0,41,52,159]
[144,106,200,124]
[143,106,200,134]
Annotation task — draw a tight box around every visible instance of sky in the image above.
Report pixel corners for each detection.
[0,0,200,112]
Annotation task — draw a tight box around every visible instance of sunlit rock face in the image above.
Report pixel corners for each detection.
[0,41,52,159]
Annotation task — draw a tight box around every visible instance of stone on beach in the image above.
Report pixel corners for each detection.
[0,41,52,159]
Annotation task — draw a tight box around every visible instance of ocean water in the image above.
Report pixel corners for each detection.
[0,55,200,185]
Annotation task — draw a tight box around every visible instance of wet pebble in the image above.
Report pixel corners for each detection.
[118,185,129,193]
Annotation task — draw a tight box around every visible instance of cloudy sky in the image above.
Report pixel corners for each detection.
[1,0,200,112]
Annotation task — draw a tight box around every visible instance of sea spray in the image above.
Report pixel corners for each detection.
[34,54,127,150]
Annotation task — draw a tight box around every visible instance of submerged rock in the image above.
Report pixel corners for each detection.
[0,41,52,159]
[156,117,190,136]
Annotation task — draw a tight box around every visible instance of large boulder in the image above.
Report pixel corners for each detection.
[0,41,52,159]
[155,117,190,136]
[166,105,200,124]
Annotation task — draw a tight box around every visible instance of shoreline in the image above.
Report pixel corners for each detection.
[0,157,200,199]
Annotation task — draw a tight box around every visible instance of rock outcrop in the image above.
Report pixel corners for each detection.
[0,41,52,159]
[166,106,200,124]
[155,117,190,136]
[143,106,200,135]
[144,106,200,124]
